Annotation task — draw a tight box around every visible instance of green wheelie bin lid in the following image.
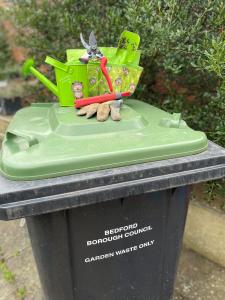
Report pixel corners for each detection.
[0,99,207,180]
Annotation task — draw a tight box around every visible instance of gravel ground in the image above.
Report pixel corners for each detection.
[0,219,225,300]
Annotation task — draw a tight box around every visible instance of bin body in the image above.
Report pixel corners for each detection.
[0,141,224,300]
[26,187,190,300]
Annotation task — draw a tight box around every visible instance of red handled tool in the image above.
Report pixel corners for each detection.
[75,92,130,109]
[80,31,113,92]
[100,57,113,92]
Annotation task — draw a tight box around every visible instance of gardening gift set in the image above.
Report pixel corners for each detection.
[0,31,207,180]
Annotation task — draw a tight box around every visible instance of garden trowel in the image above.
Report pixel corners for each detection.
[115,31,140,64]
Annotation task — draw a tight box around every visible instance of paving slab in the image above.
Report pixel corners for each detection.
[184,200,225,268]
[174,247,225,300]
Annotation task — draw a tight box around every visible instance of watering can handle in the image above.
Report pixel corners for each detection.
[100,57,113,93]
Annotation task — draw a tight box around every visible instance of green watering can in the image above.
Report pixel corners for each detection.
[22,31,143,107]
[22,56,89,107]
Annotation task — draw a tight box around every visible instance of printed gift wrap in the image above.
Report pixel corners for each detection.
[87,63,143,96]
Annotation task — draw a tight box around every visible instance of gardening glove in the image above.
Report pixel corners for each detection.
[77,103,99,118]
[77,100,122,122]
[97,102,111,122]
[110,100,122,121]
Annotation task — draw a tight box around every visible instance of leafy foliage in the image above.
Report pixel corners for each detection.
[0,13,11,78]
[0,259,15,283]
[0,9,19,80]
[6,0,224,148]
[17,287,27,300]
[0,30,10,70]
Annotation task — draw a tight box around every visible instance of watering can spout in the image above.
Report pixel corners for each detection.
[22,59,59,97]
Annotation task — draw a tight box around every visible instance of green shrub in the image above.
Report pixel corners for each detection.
[0,12,11,79]
[8,0,224,146]
[0,31,10,71]
[0,9,20,80]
